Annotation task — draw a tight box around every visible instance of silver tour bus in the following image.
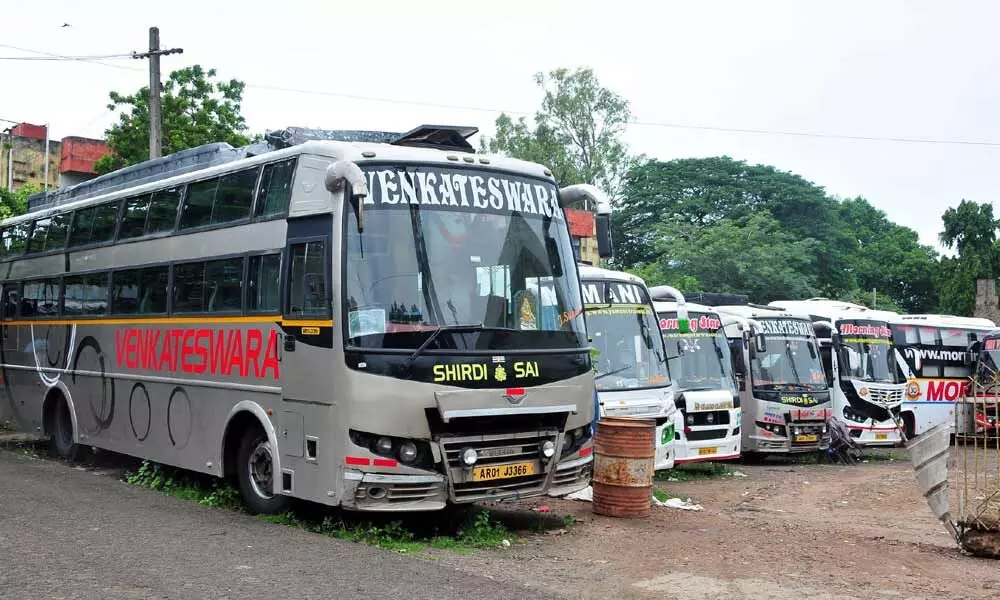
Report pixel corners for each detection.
[0,125,609,513]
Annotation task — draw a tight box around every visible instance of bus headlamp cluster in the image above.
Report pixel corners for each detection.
[350,430,428,467]
[842,407,868,423]
[758,422,786,436]
[561,425,593,459]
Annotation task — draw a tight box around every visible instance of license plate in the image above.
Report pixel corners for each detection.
[795,434,818,443]
[875,433,888,440]
[698,447,717,456]
[471,461,536,482]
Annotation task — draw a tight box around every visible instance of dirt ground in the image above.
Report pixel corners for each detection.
[428,448,1000,600]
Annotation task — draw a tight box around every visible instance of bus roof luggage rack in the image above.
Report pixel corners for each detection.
[28,142,242,212]
[260,124,479,153]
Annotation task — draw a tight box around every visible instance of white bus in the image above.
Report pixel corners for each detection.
[650,289,741,464]
[890,314,997,438]
[769,299,906,446]
[579,267,677,470]
[715,304,831,454]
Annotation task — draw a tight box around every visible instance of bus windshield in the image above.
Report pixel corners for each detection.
[838,340,903,383]
[663,329,736,393]
[344,165,586,352]
[585,287,669,391]
[752,336,826,391]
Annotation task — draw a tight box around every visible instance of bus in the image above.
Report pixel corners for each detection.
[890,314,997,438]
[578,266,677,470]
[0,125,608,513]
[714,304,831,454]
[769,299,906,446]
[650,291,741,464]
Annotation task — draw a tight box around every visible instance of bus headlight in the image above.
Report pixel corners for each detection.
[686,414,695,426]
[398,441,419,464]
[706,413,715,425]
[375,437,394,455]
[460,447,478,467]
[541,440,556,460]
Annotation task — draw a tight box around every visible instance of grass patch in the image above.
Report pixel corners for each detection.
[656,462,735,482]
[652,487,683,503]
[257,506,512,554]
[124,459,516,554]
[124,460,245,511]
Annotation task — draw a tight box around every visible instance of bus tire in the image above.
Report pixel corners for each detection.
[48,395,84,461]
[236,426,289,515]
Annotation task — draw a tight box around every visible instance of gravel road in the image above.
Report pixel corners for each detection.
[0,449,559,600]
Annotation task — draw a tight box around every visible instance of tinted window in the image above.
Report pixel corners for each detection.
[21,279,60,317]
[255,159,296,218]
[248,253,281,312]
[112,266,169,314]
[72,202,120,246]
[64,273,108,316]
[119,195,151,240]
[44,212,71,251]
[173,262,207,313]
[213,168,257,224]
[288,241,327,317]
[205,257,244,312]
[4,222,31,257]
[69,206,97,246]
[147,187,181,234]
[179,178,218,230]
[29,218,51,253]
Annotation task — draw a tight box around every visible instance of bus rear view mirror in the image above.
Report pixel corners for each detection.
[596,213,613,259]
[325,160,369,233]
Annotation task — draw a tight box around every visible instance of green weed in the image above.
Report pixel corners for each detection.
[124,460,243,511]
[656,462,734,482]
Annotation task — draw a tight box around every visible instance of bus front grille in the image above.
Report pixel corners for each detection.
[439,431,558,502]
[685,428,728,441]
[451,474,549,501]
[867,388,904,404]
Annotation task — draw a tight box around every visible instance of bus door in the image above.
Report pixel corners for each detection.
[278,216,334,467]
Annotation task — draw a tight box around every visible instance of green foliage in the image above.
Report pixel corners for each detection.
[0,183,40,220]
[124,460,243,510]
[96,65,251,174]
[656,462,734,482]
[935,200,999,315]
[612,157,941,311]
[481,67,634,198]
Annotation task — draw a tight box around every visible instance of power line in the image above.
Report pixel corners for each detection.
[6,42,1000,148]
[0,53,134,61]
[0,43,140,71]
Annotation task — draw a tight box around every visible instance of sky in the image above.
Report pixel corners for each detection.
[3,0,998,252]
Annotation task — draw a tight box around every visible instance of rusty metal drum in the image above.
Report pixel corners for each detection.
[592,416,656,518]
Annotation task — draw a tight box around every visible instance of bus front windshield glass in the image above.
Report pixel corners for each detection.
[662,328,737,394]
[979,339,1000,388]
[344,165,586,352]
[838,340,903,383]
[585,290,669,391]
[752,336,827,391]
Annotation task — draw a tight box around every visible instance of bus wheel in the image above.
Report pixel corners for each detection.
[49,396,84,461]
[236,427,289,515]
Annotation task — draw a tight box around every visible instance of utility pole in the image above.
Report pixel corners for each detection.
[132,27,183,159]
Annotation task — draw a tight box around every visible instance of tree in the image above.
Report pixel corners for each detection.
[481,67,633,201]
[630,212,822,303]
[837,197,938,313]
[936,200,999,315]
[0,183,40,220]
[613,157,852,296]
[95,65,252,174]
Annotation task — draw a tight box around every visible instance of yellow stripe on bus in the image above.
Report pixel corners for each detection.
[2,316,334,327]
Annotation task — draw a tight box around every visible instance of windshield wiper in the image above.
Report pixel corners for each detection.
[596,365,632,381]
[404,323,484,367]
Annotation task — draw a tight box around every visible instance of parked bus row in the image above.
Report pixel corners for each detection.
[1,124,996,516]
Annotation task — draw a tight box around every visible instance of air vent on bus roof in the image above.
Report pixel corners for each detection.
[389,125,479,153]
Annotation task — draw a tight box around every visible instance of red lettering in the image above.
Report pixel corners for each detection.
[115,329,126,368]
[927,380,945,401]
[115,327,280,380]
[246,329,263,377]
[125,330,139,369]
[192,329,210,374]
[960,381,970,399]
[262,330,280,380]
[944,381,960,401]
[210,330,226,375]
[181,330,196,373]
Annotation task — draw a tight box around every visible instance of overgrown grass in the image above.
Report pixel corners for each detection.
[652,487,683,503]
[656,462,736,482]
[124,459,519,553]
[124,460,243,509]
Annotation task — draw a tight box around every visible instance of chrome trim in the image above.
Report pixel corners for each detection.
[441,405,577,420]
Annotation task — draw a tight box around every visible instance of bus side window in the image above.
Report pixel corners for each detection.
[2,285,17,321]
[287,240,328,317]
